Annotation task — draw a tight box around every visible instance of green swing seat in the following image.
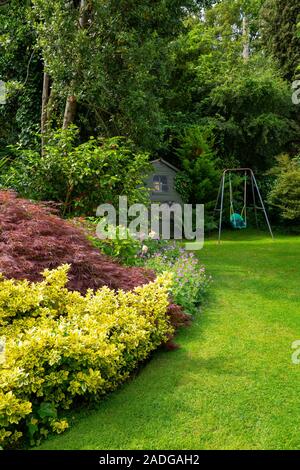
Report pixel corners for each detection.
[230,212,246,229]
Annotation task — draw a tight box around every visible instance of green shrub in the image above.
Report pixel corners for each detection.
[0,265,173,448]
[174,172,193,204]
[268,154,300,225]
[88,220,142,266]
[3,126,150,216]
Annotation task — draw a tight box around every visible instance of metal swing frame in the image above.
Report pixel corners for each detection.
[214,168,274,244]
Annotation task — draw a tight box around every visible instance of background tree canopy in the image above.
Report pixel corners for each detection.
[261,0,300,81]
[0,0,299,225]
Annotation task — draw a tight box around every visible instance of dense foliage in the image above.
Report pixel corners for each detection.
[164,3,299,174]
[4,126,150,215]
[268,155,300,226]
[174,126,220,206]
[0,265,174,448]
[0,0,199,154]
[1,0,300,224]
[262,0,300,81]
[0,0,41,154]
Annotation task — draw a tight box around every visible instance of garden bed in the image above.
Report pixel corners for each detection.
[0,192,211,449]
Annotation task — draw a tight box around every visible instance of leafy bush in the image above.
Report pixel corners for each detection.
[174,172,193,204]
[81,219,142,266]
[268,154,300,225]
[0,191,154,293]
[3,126,150,215]
[0,265,174,448]
[144,242,212,315]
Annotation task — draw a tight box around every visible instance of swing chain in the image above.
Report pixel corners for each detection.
[229,171,247,221]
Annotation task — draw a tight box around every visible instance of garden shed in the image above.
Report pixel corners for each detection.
[147,158,183,204]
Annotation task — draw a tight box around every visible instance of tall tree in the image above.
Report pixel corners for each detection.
[31,0,204,149]
[262,0,300,81]
[163,0,299,170]
[62,0,89,129]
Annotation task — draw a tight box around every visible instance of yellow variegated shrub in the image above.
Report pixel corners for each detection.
[0,266,174,448]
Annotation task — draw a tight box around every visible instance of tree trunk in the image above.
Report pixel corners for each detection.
[41,71,50,152]
[79,0,88,28]
[63,95,77,129]
[62,0,87,129]
[242,16,250,61]
[46,88,54,124]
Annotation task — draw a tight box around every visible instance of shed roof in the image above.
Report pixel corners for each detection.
[150,158,180,173]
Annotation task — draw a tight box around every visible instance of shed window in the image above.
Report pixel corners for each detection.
[153,175,169,193]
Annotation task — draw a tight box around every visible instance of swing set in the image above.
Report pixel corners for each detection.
[214,168,274,244]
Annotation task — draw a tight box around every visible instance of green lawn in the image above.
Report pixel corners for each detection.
[37,231,300,450]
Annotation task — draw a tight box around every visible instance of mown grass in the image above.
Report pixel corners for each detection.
[37,230,300,450]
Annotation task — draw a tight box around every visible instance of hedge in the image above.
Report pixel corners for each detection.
[0,265,174,448]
